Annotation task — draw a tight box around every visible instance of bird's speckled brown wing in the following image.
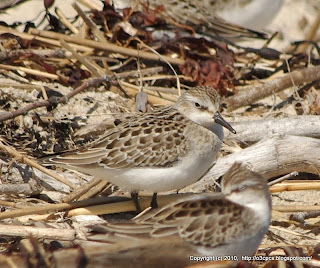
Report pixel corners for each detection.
[89,194,257,248]
[45,107,190,169]
[155,0,267,39]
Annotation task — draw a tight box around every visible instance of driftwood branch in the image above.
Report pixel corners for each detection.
[0,49,66,61]
[224,65,320,111]
[0,99,51,122]
[0,224,75,240]
[183,134,320,193]
[0,182,41,196]
[223,115,320,143]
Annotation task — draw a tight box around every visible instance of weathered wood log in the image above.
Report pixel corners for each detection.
[224,65,320,111]
[0,224,75,241]
[0,182,41,196]
[183,134,320,193]
[224,115,320,143]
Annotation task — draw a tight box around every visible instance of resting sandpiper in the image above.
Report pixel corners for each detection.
[42,86,236,210]
[89,162,271,264]
[112,0,284,39]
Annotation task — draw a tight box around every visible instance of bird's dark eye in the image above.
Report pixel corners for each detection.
[237,185,247,192]
[194,102,201,107]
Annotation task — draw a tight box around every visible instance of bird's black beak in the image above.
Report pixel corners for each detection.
[214,112,236,134]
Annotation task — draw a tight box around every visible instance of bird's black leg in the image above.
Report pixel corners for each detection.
[131,191,141,212]
[151,192,158,209]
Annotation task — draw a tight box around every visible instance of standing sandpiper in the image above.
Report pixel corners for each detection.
[42,86,236,210]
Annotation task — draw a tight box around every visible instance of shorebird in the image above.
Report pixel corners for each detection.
[88,162,272,267]
[213,0,284,31]
[112,0,284,40]
[42,86,236,210]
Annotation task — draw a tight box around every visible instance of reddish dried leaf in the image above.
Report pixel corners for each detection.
[0,33,28,49]
[68,70,92,84]
[180,58,234,96]
[15,54,57,74]
[44,0,55,9]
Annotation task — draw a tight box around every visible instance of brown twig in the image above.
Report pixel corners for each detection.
[55,7,79,35]
[273,205,320,212]
[0,83,44,92]
[224,65,320,111]
[0,140,76,189]
[61,178,102,203]
[77,180,110,201]
[270,182,320,193]
[0,49,66,61]
[0,25,184,66]
[72,2,108,45]
[0,99,51,122]
[0,63,59,80]
[72,2,112,74]
[28,28,185,65]
[0,224,76,240]
[0,196,132,220]
[0,200,29,208]
[66,193,194,217]
[268,172,299,187]
[59,39,104,77]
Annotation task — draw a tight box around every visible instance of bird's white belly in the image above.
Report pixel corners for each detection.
[87,152,217,192]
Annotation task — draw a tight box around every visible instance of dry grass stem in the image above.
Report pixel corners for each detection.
[0,140,76,189]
